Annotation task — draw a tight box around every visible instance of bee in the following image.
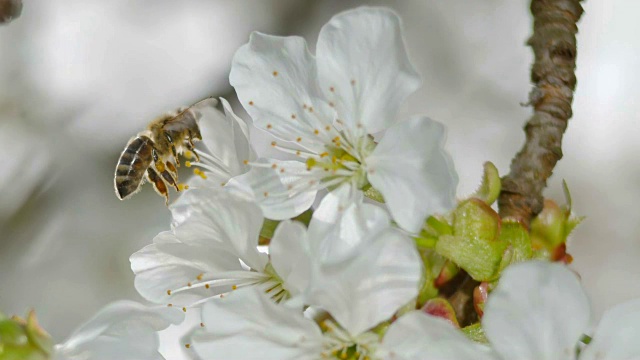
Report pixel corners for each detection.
[114,97,217,204]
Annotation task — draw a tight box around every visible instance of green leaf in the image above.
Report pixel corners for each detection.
[471,162,501,205]
[498,220,532,271]
[436,235,506,281]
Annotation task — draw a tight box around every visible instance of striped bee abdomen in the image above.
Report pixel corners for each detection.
[114,135,155,200]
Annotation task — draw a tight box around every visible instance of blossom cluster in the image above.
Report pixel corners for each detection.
[6,6,639,360]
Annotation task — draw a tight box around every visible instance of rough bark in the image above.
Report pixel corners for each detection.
[498,0,584,226]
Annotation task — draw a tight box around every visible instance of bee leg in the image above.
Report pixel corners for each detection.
[186,138,200,162]
[153,159,179,192]
[146,167,169,205]
[163,131,180,167]
[162,161,180,191]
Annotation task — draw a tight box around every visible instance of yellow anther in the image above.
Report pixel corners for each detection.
[296,151,301,156]
[194,168,207,179]
[184,150,193,159]
[232,285,238,290]
[167,290,172,295]
[296,137,302,142]
[155,162,165,172]
[329,102,334,107]
[280,168,285,173]
[185,344,191,349]
[167,304,173,307]
[351,79,356,85]
[320,152,329,158]
[249,101,254,106]
[333,136,340,142]
[308,107,314,112]
[205,284,210,289]
[303,104,308,109]
[185,161,192,167]
[306,158,317,169]
[271,163,277,169]
[287,185,293,190]
[340,352,347,359]
[329,86,335,92]
[325,125,331,131]
[271,141,277,147]
[197,273,203,281]
[267,124,273,129]
[182,307,187,312]
[243,159,249,165]
[272,71,278,76]
[263,192,269,197]
[314,129,319,135]
[177,183,188,191]
[291,114,297,119]
[200,322,205,327]
[187,282,192,287]
[332,156,337,164]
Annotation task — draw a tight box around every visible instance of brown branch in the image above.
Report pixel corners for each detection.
[498,0,584,226]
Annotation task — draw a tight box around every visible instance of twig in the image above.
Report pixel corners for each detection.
[498,0,584,226]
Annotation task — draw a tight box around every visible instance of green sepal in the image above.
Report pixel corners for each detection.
[462,323,488,343]
[452,199,500,242]
[470,162,501,205]
[0,311,52,360]
[421,298,459,328]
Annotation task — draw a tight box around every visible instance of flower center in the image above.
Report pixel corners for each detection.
[319,320,379,360]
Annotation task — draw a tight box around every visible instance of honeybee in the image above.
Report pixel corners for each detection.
[114,97,216,204]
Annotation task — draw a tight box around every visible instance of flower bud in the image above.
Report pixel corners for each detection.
[421,298,460,328]
[435,199,507,281]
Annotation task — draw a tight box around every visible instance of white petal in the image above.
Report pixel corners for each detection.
[316,7,421,133]
[197,97,254,178]
[192,288,323,360]
[306,228,421,336]
[581,298,640,360]
[483,261,590,360]
[308,184,391,264]
[270,220,312,296]
[230,32,333,151]
[367,117,458,233]
[225,159,317,220]
[378,311,496,360]
[131,231,243,305]
[55,301,183,360]
[170,188,267,271]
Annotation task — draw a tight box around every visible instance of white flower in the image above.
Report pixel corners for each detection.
[376,261,640,360]
[183,97,316,220]
[190,213,426,359]
[229,6,458,232]
[54,301,183,360]
[130,188,313,308]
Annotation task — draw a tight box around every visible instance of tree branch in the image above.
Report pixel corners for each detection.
[498,0,584,226]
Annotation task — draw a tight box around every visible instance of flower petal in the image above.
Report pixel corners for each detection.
[306,228,421,336]
[316,7,421,133]
[192,288,323,360]
[483,261,590,360]
[225,159,317,220]
[308,184,391,264]
[581,298,640,360]
[170,188,267,271]
[55,301,183,360]
[230,32,333,151]
[197,97,254,178]
[367,116,458,233]
[270,220,312,296]
[131,231,243,305]
[377,311,496,360]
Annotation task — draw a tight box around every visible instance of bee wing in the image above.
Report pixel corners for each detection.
[163,97,218,138]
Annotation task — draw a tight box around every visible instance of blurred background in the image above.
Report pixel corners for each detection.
[0,0,638,358]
